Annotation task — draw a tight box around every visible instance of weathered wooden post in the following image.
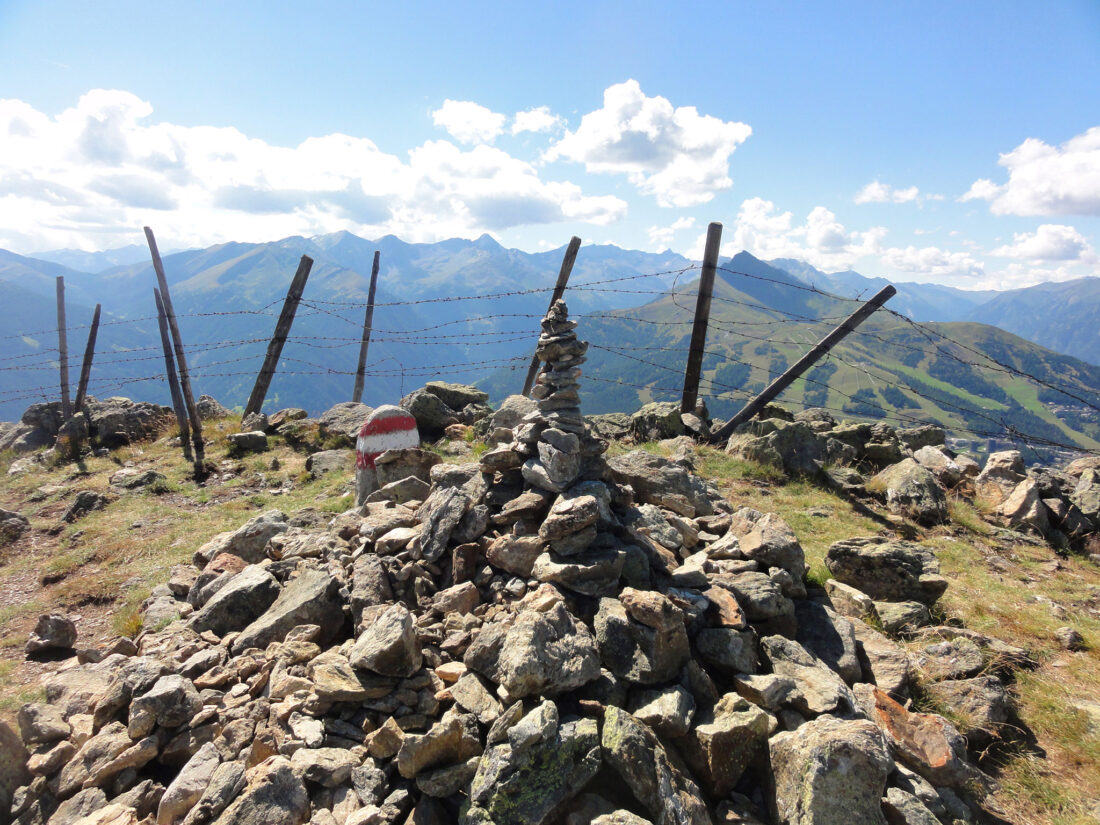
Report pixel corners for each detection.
[72,304,101,413]
[56,276,71,419]
[352,250,380,404]
[709,284,897,444]
[681,222,723,414]
[522,236,581,396]
[244,254,314,417]
[144,226,205,472]
[154,289,193,462]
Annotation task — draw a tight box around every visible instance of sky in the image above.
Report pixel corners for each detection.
[0,0,1098,290]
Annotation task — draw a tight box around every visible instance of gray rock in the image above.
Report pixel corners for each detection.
[679,693,774,797]
[26,613,77,654]
[600,707,711,825]
[825,537,948,605]
[128,674,202,738]
[424,381,488,412]
[375,448,441,488]
[349,603,422,677]
[290,747,361,787]
[318,402,372,449]
[209,756,308,825]
[594,591,690,684]
[896,424,946,450]
[736,512,806,579]
[912,446,962,487]
[761,636,856,717]
[305,450,355,479]
[465,701,600,825]
[227,431,268,454]
[770,715,892,825]
[0,720,29,817]
[400,389,458,437]
[1055,625,1086,651]
[109,469,168,491]
[180,759,246,825]
[629,685,696,738]
[713,571,794,623]
[193,510,288,566]
[531,547,624,597]
[196,396,230,420]
[694,628,757,675]
[465,601,600,699]
[875,601,932,635]
[450,673,503,725]
[631,402,685,442]
[157,742,220,825]
[417,486,469,563]
[47,788,109,825]
[606,450,715,516]
[231,569,344,654]
[794,600,862,684]
[917,638,985,681]
[924,676,1013,747]
[725,418,826,477]
[188,565,281,637]
[882,787,940,825]
[868,459,948,525]
[396,708,482,779]
[850,621,911,700]
[488,395,538,431]
[62,490,110,522]
[17,702,70,745]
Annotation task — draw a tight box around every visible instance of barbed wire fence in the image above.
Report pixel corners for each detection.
[3,242,1099,462]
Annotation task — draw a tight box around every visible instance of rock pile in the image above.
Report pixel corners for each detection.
[10,307,1053,825]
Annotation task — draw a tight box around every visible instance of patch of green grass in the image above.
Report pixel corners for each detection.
[948,498,994,536]
[0,685,45,713]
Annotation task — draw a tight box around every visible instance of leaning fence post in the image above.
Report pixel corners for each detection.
[56,276,71,419]
[709,284,897,444]
[243,254,313,417]
[681,222,723,415]
[72,304,101,414]
[154,289,193,463]
[522,236,581,396]
[144,226,205,473]
[352,250,380,404]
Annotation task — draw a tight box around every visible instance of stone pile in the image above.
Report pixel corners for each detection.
[11,305,1045,825]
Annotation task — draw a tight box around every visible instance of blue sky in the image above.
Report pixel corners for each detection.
[1,0,1098,290]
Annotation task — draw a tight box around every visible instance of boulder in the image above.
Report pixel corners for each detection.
[400,389,458,437]
[195,396,230,420]
[465,601,601,699]
[209,756,309,825]
[318,402,372,449]
[594,590,690,684]
[488,395,537,431]
[63,490,110,522]
[193,510,288,566]
[868,459,948,525]
[423,381,488,412]
[227,431,268,453]
[349,603,422,677]
[912,446,962,487]
[725,419,825,477]
[305,449,355,479]
[466,701,601,825]
[760,635,856,717]
[188,565,282,637]
[606,450,715,516]
[600,707,711,825]
[678,694,775,797]
[794,600,862,685]
[825,537,948,605]
[156,742,219,825]
[924,676,1013,747]
[26,612,78,654]
[230,569,344,654]
[631,402,685,442]
[770,715,892,825]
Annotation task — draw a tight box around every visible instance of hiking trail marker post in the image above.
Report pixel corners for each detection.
[355,404,420,506]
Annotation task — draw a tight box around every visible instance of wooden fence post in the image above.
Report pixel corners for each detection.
[56,276,71,419]
[72,304,101,413]
[154,289,193,462]
[709,284,897,444]
[352,250,380,404]
[244,254,314,417]
[144,226,205,472]
[680,222,723,415]
[522,236,582,396]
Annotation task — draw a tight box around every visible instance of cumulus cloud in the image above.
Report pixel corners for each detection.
[854,180,922,204]
[723,197,885,269]
[512,106,563,135]
[0,90,627,252]
[430,99,507,145]
[545,80,751,207]
[646,216,695,251]
[960,126,1100,215]
[991,223,1094,262]
[879,245,985,280]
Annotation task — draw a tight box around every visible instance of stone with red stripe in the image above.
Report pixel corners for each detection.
[356,405,420,505]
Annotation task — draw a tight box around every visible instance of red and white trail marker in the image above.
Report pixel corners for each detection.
[356,405,419,470]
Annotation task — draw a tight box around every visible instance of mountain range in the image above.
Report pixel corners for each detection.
[1,233,1098,461]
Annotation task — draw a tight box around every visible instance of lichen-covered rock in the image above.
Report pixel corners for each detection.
[825,537,948,605]
[465,601,600,699]
[349,603,422,677]
[678,694,775,797]
[868,459,948,525]
[209,756,309,825]
[770,715,892,825]
[594,590,690,685]
[725,418,826,477]
[26,612,78,654]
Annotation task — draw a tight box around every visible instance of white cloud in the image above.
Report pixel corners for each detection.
[991,223,1094,262]
[879,245,985,280]
[974,262,1085,291]
[545,79,751,207]
[512,106,563,135]
[960,126,1100,215]
[0,90,628,252]
[430,99,506,145]
[722,197,885,269]
[646,216,695,250]
[854,180,929,204]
